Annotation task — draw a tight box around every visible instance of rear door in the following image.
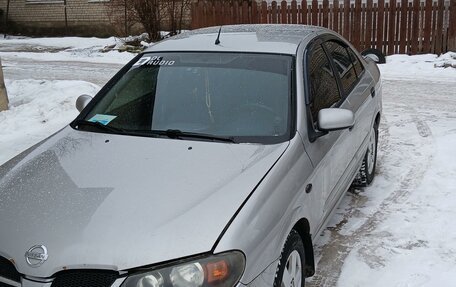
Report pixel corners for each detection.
[324,39,376,167]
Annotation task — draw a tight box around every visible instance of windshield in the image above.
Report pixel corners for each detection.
[79,52,293,144]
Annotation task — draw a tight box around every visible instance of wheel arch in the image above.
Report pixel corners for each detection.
[292,218,315,277]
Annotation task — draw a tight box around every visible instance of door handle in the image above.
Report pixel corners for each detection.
[370,87,376,98]
[305,184,312,194]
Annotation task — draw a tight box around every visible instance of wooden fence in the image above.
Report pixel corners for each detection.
[191,0,456,55]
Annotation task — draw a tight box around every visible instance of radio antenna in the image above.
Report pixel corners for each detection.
[215,26,222,45]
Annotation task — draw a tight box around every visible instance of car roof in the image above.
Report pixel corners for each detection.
[145,24,330,55]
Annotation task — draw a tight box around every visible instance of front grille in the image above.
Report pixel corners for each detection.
[0,256,21,283]
[51,270,118,287]
[1,256,119,287]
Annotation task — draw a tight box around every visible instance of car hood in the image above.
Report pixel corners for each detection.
[0,127,288,278]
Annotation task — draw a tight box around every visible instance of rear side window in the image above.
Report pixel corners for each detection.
[308,44,341,123]
[347,47,365,77]
[325,41,358,95]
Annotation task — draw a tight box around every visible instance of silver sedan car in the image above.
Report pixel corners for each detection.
[0,25,382,287]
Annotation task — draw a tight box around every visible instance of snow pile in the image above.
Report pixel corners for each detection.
[0,79,99,165]
[379,52,456,82]
[0,35,119,48]
[433,51,456,68]
[102,33,152,53]
[0,36,136,64]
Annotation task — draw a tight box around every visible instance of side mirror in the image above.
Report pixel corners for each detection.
[76,94,92,112]
[318,108,354,131]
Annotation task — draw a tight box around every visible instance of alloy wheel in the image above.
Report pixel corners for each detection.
[281,250,302,287]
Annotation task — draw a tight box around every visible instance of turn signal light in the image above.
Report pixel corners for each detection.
[206,260,229,284]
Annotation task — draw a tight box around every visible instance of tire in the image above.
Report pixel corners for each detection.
[353,125,378,187]
[274,230,306,287]
[361,48,386,64]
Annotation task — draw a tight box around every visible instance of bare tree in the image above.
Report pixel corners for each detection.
[132,0,162,41]
[0,57,8,112]
[162,0,193,36]
[105,0,191,41]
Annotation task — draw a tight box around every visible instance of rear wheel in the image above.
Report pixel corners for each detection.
[274,230,305,287]
[361,48,386,64]
[353,125,378,186]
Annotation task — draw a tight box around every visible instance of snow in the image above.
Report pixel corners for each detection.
[0,35,135,64]
[1,35,456,286]
[379,52,456,82]
[1,35,119,49]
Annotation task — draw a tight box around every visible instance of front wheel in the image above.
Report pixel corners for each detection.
[274,230,305,287]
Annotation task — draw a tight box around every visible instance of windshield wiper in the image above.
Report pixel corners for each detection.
[154,129,236,143]
[72,123,236,142]
[73,119,125,134]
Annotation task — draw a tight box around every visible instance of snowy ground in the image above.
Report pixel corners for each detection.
[1,36,456,286]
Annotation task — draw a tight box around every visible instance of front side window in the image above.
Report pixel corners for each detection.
[79,53,293,144]
[308,44,341,124]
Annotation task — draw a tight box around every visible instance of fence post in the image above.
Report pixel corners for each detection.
[323,0,329,27]
[333,0,340,33]
[261,1,268,23]
[376,0,385,53]
[343,0,350,40]
[291,0,298,24]
[224,1,232,25]
[411,0,420,54]
[242,1,249,23]
[387,0,396,55]
[354,0,362,50]
[191,2,197,29]
[252,1,259,23]
[423,0,432,53]
[301,0,308,24]
[311,0,318,25]
[272,1,278,23]
[281,0,288,23]
[435,0,444,54]
[449,0,456,51]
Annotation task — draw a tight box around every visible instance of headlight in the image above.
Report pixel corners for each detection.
[122,251,245,287]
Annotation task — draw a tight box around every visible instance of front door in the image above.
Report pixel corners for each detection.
[300,39,355,230]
